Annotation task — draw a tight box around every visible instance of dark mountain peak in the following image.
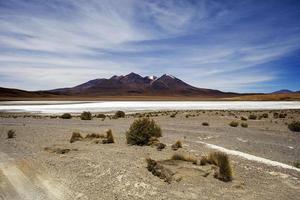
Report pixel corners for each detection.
[125,72,142,79]
[160,74,176,79]
[110,75,123,80]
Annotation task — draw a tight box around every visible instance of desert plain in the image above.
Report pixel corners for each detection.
[0,109,300,200]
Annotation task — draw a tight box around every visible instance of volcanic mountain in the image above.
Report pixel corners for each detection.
[48,73,234,97]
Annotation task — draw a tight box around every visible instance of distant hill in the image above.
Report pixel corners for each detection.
[271,89,294,94]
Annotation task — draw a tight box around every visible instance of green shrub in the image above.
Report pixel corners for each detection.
[288,121,300,132]
[7,129,16,139]
[61,113,72,119]
[114,110,125,119]
[80,111,92,120]
[248,114,257,120]
[202,122,209,126]
[241,122,248,128]
[126,118,162,145]
[96,113,106,119]
[241,116,247,121]
[279,113,287,118]
[229,121,239,127]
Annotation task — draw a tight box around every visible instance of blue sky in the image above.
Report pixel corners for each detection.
[0,0,300,92]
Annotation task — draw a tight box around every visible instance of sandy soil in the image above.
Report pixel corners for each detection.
[0,110,300,200]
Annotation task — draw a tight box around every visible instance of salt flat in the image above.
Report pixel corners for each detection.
[1,101,300,113]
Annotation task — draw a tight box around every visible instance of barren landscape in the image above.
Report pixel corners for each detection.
[1,109,300,200]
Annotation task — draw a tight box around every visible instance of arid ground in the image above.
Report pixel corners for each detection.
[1,110,300,200]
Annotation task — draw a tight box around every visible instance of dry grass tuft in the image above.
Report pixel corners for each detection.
[85,133,105,139]
[70,132,83,143]
[171,140,183,151]
[171,153,197,163]
[102,129,114,144]
[7,129,16,139]
[208,151,233,182]
[156,143,166,151]
[146,158,174,183]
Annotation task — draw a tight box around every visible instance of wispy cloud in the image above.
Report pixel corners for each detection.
[0,0,300,92]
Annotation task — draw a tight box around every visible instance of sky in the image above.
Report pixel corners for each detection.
[0,0,300,93]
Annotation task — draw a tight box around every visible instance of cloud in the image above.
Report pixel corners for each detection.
[0,0,300,92]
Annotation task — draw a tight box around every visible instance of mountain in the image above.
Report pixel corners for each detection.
[271,89,294,94]
[48,73,235,97]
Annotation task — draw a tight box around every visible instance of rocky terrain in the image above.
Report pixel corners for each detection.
[0,109,300,199]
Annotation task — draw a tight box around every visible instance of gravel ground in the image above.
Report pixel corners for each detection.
[0,109,300,200]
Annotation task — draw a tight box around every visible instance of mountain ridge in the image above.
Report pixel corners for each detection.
[48,73,235,97]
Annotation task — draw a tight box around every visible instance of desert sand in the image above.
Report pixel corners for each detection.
[1,109,300,200]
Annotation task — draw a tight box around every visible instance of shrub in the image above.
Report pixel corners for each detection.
[146,158,173,183]
[96,113,106,119]
[261,113,269,118]
[85,133,105,139]
[170,113,176,118]
[208,151,233,182]
[279,113,287,118]
[241,122,248,128]
[126,118,162,145]
[7,129,16,139]
[80,111,92,120]
[156,143,166,151]
[248,114,257,120]
[241,116,247,121]
[102,129,114,144]
[171,140,182,151]
[202,122,209,126]
[229,121,239,127]
[293,161,300,168]
[60,113,72,119]
[288,121,300,132]
[70,132,83,143]
[114,111,125,119]
[273,112,279,118]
